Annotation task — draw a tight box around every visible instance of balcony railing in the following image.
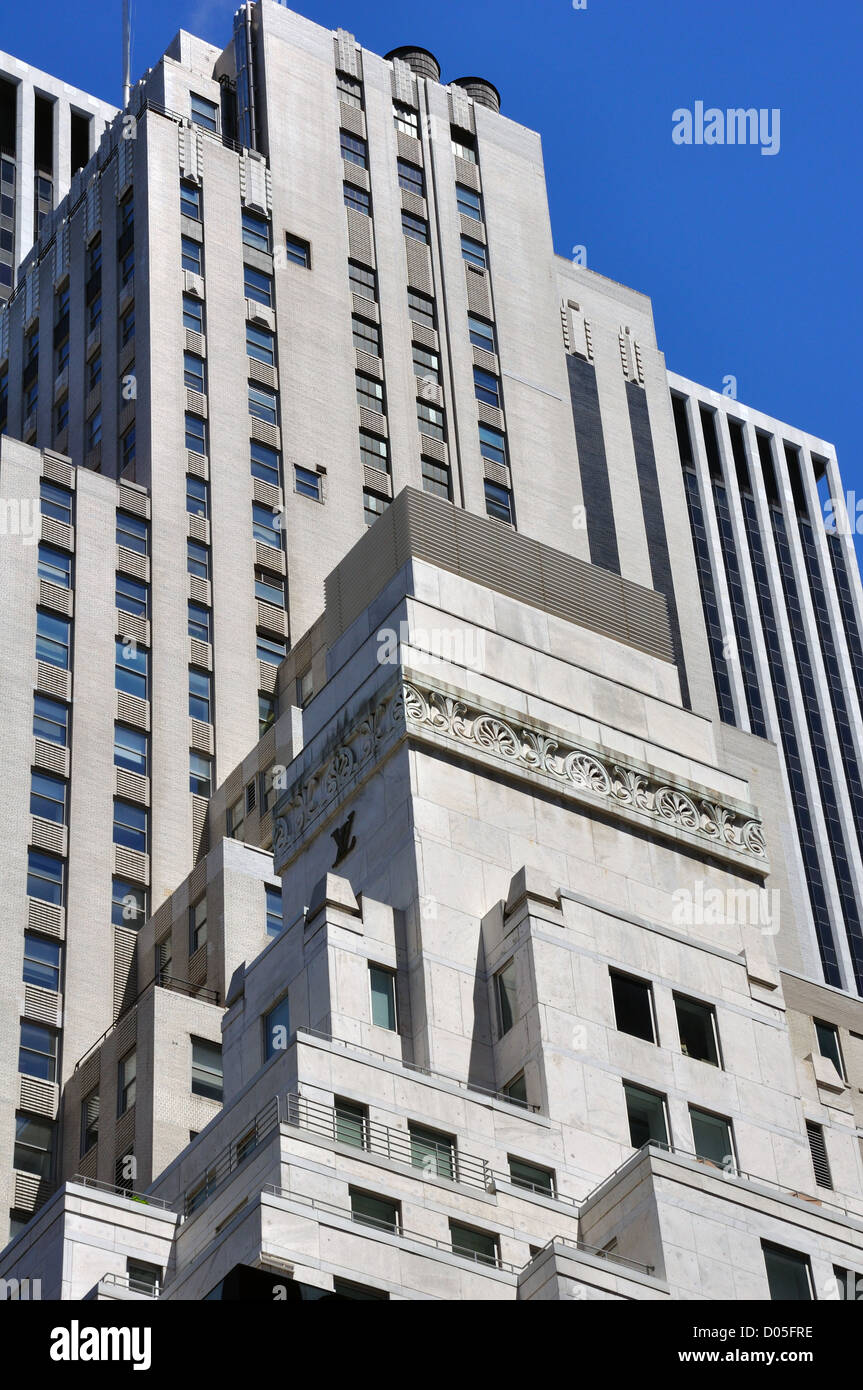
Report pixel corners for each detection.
[182,1096,281,1217]
[71,1174,171,1210]
[531,1235,655,1277]
[94,1271,161,1297]
[74,974,220,1071]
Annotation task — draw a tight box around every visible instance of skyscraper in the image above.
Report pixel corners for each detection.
[0,2,860,1303]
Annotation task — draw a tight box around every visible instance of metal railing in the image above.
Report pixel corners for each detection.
[71,1174,171,1210]
[532,1235,655,1277]
[97,1271,161,1297]
[182,1096,281,1218]
[74,974,220,1071]
[489,1170,578,1209]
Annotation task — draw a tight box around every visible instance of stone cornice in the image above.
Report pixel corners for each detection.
[273,674,768,876]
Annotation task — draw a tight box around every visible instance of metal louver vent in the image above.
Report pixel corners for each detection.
[806,1121,833,1190]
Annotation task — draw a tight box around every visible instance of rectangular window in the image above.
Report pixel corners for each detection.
[88,292,102,330]
[690,1106,735,1171]
[479,423,507,467]
[450,1222,498,1267]
[189,751,212,798]
[115,573,149,619]
[111,879,147,930]
[244,264,273,306]
[402,210,429,243]
[508,1156,555,1197]
[40,481,73,526]
[86,408,102,450]
[190,93,218,133]
[409,1123,455,1181]
[187,540,210,580]
[349,260,376,299]
[674,995,721,1066]
[30,770,66,825]
[257,633,287,666]
[246,322,275,365]
[120,425,136,472]
[265,884,283,937]
[180,181,202,220]
[340,130,368,168]
[36,610,71,669]
[369,964,397,1031]
[484,482,514,531]
[118,1049,136,1114]
[421,458,451,499]
[241,208,270,252]
[23,934,61,991]
[253,502,281,550]
[191,1038,223,1101]
[408,289,436,330]
[14,1114,54,1180]
[624,1083,668,1149]
[265,995,291,1059]
[227,796,244,843]
[181,236,202,274]
[806,1120,833,1190]
[295,465,321,501]
[250,440,281,488]
[116,511,148,554]
[189,898,208,954]
[185,412,206,454]
[255,568,285,606]
[413,344,440,382]
[119,247,134,288]
[356,373,384,413]
[114,724,148,777]
[184,351,205,392]
[260,693,276,733]
[473,366,500,407]
[468,313,496,353]
[188,601,211,644]
[186,475,209,518]
[762,1243,814,1302]
[393,103,419,138]
[337,73,364,109]
[81,1090,99,1154]
[350,1188,399,1233]
[461,234,488,268]
[503,1072,528,1106]
[183,293,204,333]
[335,1099,367,1149]
[495,959,517,1036]
[456,184,483,220]
[352,315,380,355]
[344,183,371,215]
[88,353,102,392]
[417,401,445,440]
[814,1019,845,1080]
[37,544,72,589]
[611,971,656,1043]
[54,397,69,439]
[115,638,148,699]
[19,1022,57,1081]
[363,490,388,527]
[397,159,424,197]
[284,233,311,268]
[189,667,212,723]
[249,382,278,424]
[452,129,477,163]
[33,694,68,747]
[113,800,147,854]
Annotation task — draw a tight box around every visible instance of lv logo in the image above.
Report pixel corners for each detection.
[331,812,357,867]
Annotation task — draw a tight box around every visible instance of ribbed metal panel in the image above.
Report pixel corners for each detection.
[36,663,71,701]
[351,293,378,322]
[39,581,73,616]
[116,546,149,581]
[806,1121,833,1190]
[189,638,212,670]
[30,817,67,856]
[41,455,75,489]
[252,478,282,510]
[397,131,423,165]
[346,209,373,264]
[14,1171,53,1213]
[190,720,213,754]
[189,943,208,987]
[40,517,74,551]
[33,739,69,777]
[115,768,149,804]
[115,846,148,881]
[28,898,64,939]
[116,692,150,730]
[248,358,278,390]
[355,349,383,380]
[256,600,288,636]
[258,662,278,694]
[116,611,149,647]
[359,406,387,438]
[187,513,210,545]
[465,265,492,317]
[255,542,285,574]
[250,416,280,449]
[187,449,209,478]
[405,237,433,295]
[185,328,206,357]
[117,486,150,518]
[113,931,138,1021]
[19,1075,59,1118]
[453,156,481,192]
[24,984,61,1027]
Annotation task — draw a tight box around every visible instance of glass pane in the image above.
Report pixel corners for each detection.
[690,1108,733,1169]
[410,1126,454,1180]
[450,1223,497,1265]
[763,1244,813,1301]
[370,966,396,1030]
[675,996,719,1065]
[624,1084,668,1149]
[335,1103,366,1148]
[509,1158,553,1195]
[350,1190,398,1232]
[611,973,655,1042]
[496,961,516,1034]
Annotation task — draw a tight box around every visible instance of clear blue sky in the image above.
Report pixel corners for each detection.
[6,0,861,566]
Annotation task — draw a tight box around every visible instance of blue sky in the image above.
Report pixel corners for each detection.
[6,0,861,566]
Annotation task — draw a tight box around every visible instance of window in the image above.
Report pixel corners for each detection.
[344,183,371,215]
[241,208,270,252]
[88,353,102,391]
[814,1019,846,1080]
[188,601,211,643]
[185,412,206,454]
[450,1222,498,1267]
[503,1072,528,1106]
[246,322,275,365]
[369,964,397,1031]
[190,92,218,132]
[421,458,451,499]
[14,1114,54,1180]
[495,959,517,1035]
[227,796,245,842]
[284,232,311,268]
[349,260,376,299]
[350,1189,399,1233]
[833,1265,862,1301]
[249,382,278,424]
[265,884,283,937]
[452,129,477,163]
[393,102,419,138]
[461,234,488,268]
[479,423,507,467]
[250,440,281,487]
[33,694,68,747]
[115,638,148,699]
[23,934,61,991]
[413,344,440,383]
[36,611,71,669]
[335,1100,367,1148]
[762,1243,813,1301]
[508,1157,555,1197]
[118,1049,136,1114]
[253,501,281,549]
[674,995,721,1066]
[611,971,656,1043]
[297,668,314,706]
[257,634,287,666]
[180,181,202,220]
[187,540,210,580]
[356,373,384,413]
[190,751,212,798]
[337,72,364,108]
[81,1090,99,1154]
[408,289,435,330]
[690,1107,735,1171]
[127,1261,162,1296]
[119,247,134,288]
[484,480,514,526]
[19,1022,57,1081]
[359,430,388,473]
[265,995,291,1059]
[189,898,208,953]
[156,936,172,985]
[456,184,483,220]
[37,544,72,589]
[55,400,70,444]
[806,1120,833,1189]
[186,474,209,518]
[24,379,39,421]
[402,211,429,243]
[191,1039,223,1101]
[189,667,212,722]
[473,366,500,408]
[417,401,445,440]
[340,130,367,168]
[30,771,66,825]
[468,313,496,353]
[114,725,148,777]
[183,293,204,333]
[259,693,276,734]
[624,1083,668,1149]
[397,159,424,197]
[244,264,273,306]
[27,849,63,905]
[115,574,149,619]
[113,800,147,854]
[409,1124,455,1180]
[40,481,72,526]
[184,351,205,392]
[295,465,321,500]
[363,490,388,527]
[116,511,148,554]
[181,236,202,274]
[88,292,102,331]
[111,879,147,930]
[352,315,380,355]
[120,425,136,472]
[86,408,102,450]
[255,568,285,606]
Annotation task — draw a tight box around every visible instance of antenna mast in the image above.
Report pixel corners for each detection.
[122,0,131,106]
